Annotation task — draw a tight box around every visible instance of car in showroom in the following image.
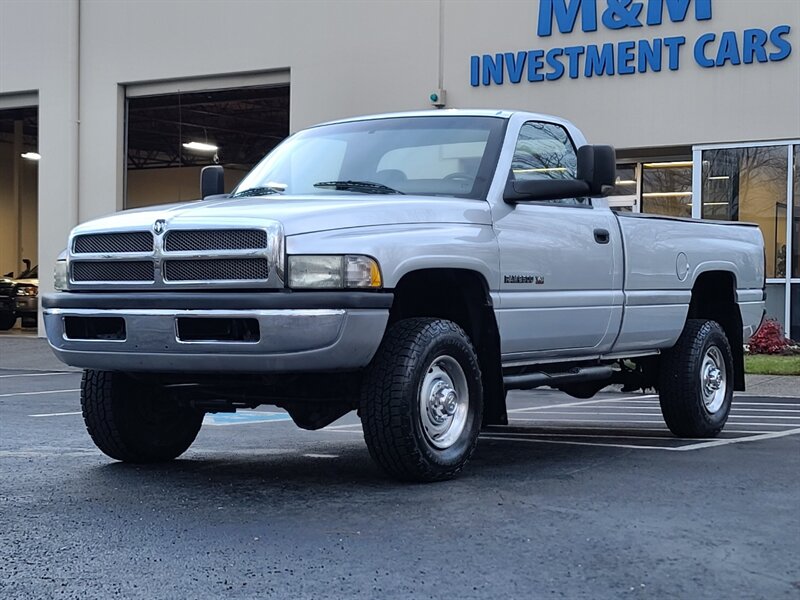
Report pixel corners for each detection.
[0,276,17,330]
[13,263,38,328]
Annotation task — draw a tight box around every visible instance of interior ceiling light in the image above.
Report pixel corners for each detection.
[20,152,41,160]
[641,192,693,197]
[182,141,218,152]
[642,161,693,169]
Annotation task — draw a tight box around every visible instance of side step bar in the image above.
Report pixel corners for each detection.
[503,365,614,391]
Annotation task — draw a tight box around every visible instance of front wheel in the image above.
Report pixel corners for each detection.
[659,319,734,437]
[360,318,483,482]
[81,370,204,462]
[0,314,15,330]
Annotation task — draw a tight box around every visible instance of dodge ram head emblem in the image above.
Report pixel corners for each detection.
[153,219,166,235]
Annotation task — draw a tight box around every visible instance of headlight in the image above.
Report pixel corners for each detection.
[15,285,37,297]
[54,260,68,291]
[288,255,382,289]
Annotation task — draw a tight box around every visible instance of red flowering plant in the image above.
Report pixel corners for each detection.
[747,319,800,355]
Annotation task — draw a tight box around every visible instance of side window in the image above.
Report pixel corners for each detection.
[511,121,587,206]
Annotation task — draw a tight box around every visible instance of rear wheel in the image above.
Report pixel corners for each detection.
[81,370,204,462]
[360,318,483,482]
[659,319,734,437]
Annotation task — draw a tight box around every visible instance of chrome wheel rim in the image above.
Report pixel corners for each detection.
[419,355,469,450]
[700,346,727,414]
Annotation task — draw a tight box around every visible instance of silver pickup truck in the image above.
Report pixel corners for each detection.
[44,110,765,482]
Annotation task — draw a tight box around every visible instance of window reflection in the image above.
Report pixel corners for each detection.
[793,146,799,279]
[702,146,788,279]
[641,161,693,218]
[511,122,577,181]
[609,163,637,211]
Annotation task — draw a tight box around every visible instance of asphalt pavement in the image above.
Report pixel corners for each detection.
[1,338,799,599]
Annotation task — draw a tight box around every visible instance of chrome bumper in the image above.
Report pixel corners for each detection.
[43,292,391,373]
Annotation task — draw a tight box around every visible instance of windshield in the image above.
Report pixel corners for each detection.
[232,116,506,200]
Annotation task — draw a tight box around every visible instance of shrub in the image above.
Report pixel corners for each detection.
[748,319,791,355]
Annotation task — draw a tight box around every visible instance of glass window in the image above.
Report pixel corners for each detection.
[792,284,799,341]
[641,161,693,218]
[378,141,487,180]
[511,122,577,181]
[233,116,506,200]
[702,146,788,278]
[608,163,638,211]
[765,283,786,331]
[793,145,799,279]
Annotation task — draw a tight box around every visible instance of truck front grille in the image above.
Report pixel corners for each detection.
[72,261,155,282]
[164,229,267,252]
[67,224,281,289]
[163,259,269,282]
[73,232,153,254]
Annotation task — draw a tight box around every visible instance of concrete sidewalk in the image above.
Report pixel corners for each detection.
[1,333,797,397]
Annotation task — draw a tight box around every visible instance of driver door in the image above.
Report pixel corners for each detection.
[493,121,623,359]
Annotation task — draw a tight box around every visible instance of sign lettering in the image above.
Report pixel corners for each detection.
[470,0,792,86]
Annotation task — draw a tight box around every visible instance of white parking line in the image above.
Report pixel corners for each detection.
[481,435,674,451]
[0,372,78,379]
[29,411,82,417]
[0,389,79,398]
[506,417,793,427]
[482,427,800,451]
[508,395,659,413]
[520,410,800,421]
[672,428,800,450]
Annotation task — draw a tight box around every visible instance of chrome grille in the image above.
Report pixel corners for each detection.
[164,230,267,252]
[72,261,154,282]
[73,232,152,254]
[163,259,269,282]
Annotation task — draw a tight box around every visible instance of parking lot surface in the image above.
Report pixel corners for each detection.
[1,362,799,599]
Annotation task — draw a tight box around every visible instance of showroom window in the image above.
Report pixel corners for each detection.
[641,160,693,218]
[701,146,788,278]
[612,149,693,215]
[695,140,799,338]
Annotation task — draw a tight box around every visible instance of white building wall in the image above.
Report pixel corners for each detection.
[0,0,79,307]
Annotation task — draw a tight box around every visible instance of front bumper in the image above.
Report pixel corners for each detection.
[15,296,37,316]
[43,291,391,373]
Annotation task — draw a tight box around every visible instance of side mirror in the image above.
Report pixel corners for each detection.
[577,145,616,197]
[504,144,617,203]
[200,165,225,198]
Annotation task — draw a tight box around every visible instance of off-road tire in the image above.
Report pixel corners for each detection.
[81,370,204,462]
[360,318,483,482]
[659,319,734,437]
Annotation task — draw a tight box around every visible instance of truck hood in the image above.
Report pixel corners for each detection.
[72,195,492,237]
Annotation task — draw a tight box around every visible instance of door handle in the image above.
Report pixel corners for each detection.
[594,228,610,244]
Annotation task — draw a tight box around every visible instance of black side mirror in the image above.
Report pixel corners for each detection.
[504,144,617,203]
[577,145,616,197]
[200,165,225,198]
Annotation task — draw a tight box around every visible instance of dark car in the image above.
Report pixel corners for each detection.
[13,264,38,328]
[0,277,17,330]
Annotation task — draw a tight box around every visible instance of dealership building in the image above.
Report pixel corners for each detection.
[0,0,798,338]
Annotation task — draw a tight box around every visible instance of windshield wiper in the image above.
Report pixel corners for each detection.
[231,185,285,198]
[313,180,405,195]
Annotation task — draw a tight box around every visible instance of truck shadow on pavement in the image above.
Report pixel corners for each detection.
[88,437,620,496]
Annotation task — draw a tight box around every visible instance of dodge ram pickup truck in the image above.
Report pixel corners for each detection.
[43,109,766,482]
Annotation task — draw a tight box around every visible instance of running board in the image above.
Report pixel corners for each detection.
[502,366,614,391]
